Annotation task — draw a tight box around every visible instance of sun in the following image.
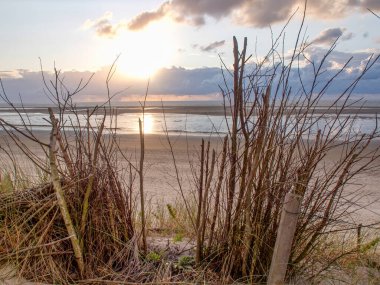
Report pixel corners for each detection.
[135,113,154,134]
[116,22,177,78]
[142,114,154,134]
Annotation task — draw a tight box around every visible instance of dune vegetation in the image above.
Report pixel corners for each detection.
[1,16,380,285]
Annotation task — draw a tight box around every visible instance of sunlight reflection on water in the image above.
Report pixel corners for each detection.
[0,111,379,138]
[115,113,228,135]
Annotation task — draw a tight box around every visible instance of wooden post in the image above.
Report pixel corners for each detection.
[196,139,205,266]
[48,108,85,277]
[268,191,302,285]
[357,223,362,252]
[139,118,147,252]
[115,107,118,131]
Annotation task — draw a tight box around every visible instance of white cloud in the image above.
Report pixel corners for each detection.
[82,12,127,38]
[0,70,23,79]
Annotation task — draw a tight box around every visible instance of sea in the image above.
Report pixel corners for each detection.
[0,100,379,138]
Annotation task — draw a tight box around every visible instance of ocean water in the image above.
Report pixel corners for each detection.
[0,111,227,135]
[0,107,379,139]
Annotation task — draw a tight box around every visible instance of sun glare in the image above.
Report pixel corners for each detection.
[136,113,154,134]
[116,22,176,78]
[143,114,154,134]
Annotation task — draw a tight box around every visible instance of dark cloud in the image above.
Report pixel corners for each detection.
[82,1,380,37]
[0,66,223,103]
[200,40,226,52]
[125,0,380,30]
[306,1,351,19]
[290,46,380,97]
[362,0,380,11]
[236,0,362,27]
[151,66,223,95]
[0,69,99,103]
[313,28,353,45]
[127,3,168,30]
[125,0,243,29]
[188,15,206,26]
[234,0,297,27]
[1,48,379,103]
[170,0,242,19]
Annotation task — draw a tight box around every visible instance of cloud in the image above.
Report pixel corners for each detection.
[342,32,354,41]
[126,0,244,29]
[1,48,379,103]
[233,0,298,27]
[83,1,380,37]
[0,66,224,103]
[151,66,223,95]
[0,70,23,79]
[200,40,226,52]
[312,28,354,46]
[83,12,126,38]
[124,0,380,30]
[128,3,169,30]
[362,0,380,12]
[290,46,380,97]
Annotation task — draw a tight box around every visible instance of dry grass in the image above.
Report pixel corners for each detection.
[0,14,380,284]
[298,229,380,284]
[0,63,141,283]
[171,20,380,284]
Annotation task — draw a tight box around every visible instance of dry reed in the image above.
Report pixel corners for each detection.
[182,21,380,283]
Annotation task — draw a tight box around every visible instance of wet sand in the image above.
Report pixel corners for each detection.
[2,105,380,117]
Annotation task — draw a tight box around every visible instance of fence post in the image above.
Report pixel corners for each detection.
[357,223,362,252]
[268,191,302,285]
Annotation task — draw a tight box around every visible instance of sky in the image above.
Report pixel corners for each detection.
[0,0,380,103]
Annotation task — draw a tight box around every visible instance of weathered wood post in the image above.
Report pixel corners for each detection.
[267,191,302,285]
[139,118,147,253]
[48,108,85,277]
[357,223,362,252]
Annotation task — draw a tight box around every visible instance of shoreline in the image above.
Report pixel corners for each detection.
[2,105,380,116]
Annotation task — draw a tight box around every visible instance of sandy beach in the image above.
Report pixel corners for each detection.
[114,134,380,225]
[106,134,380,224]
[0,131,224,200]
[1,130,379,224]
[1,131,379,285]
